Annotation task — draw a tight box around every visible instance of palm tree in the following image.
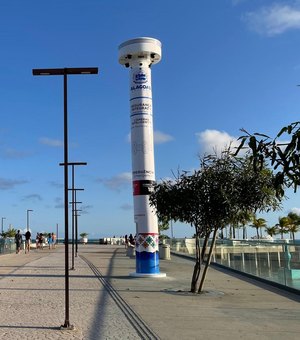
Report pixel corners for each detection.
[276,216,290,239]
[1,228,17,238]
[265,225,278,238]
[251,216,267,239]
[238,211,254,239]
[230,211,253,239]
[287,212,300,241]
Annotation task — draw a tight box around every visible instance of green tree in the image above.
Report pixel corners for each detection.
[1,228,17,238]
[158,217,170,240]
[230,211,254,239]
[265,225,278,238]
[287,212,300,241]
[236,122,300,197]
[80,232,88,238]
[276,216,290,239]
[150,151,281,293]
[251,216,267,239]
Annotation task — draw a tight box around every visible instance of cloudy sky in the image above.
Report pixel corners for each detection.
[1,0,300,239]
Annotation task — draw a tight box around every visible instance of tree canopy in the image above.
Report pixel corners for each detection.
[236,121,300,196]
[150,151,282,292]
[151,152,281,236]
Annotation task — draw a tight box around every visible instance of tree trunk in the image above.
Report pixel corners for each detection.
[198,228,218,293]
[220,230,224,239]
[190,234,201,293]
[200,233,209,263]
[256,227,259,239]
[242,225,246,239]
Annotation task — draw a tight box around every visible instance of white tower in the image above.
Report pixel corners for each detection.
[119,37,164,276]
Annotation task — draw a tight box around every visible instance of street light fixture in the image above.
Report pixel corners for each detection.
[1,217,6,234]
[32,67,98,330]
[27,210,33,232]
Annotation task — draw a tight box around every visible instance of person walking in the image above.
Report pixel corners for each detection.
[129,233,134,245]
[51,233,56,249]
[38,233,44,250]
[24,230,31,254]
[47,233,52,249]
[36,233,40,249]
[15,230,22,254]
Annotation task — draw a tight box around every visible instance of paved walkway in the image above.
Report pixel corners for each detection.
[0,245,299,339]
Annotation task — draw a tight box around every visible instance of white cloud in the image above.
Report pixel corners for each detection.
[196,129,239,155]
[154,131,174,144]
[97,172,132,191]
[243,3,300,36]
[39,137,63,147]
[289,207,300,216]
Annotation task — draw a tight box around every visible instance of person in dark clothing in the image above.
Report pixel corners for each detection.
[15,230,22,254]
[129,233,134,245]
[24,230,31,254]
[38,233,44,250]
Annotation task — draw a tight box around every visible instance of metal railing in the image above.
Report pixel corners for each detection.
[0,238,16,255]
[166,238,300,291]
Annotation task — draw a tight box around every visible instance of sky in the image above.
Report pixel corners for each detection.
[1,0,300,239]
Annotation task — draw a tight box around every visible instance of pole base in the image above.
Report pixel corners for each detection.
[129,272,166,278]
[60,323,75,331]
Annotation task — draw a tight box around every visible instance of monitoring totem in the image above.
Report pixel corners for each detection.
[118,37,165,276]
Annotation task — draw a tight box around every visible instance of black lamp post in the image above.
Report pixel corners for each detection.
[75,208,82,256]
[32,67,98,330]
[26,209,33,232]
[1,217,6,234]
[61,161,86,270]
[68,191,83,268]
[75,209,82,253]
[68,187,84,262]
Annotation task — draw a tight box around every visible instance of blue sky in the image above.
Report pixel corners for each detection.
[1,0,300,239]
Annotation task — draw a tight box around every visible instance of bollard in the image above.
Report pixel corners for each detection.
[159,244,171,260]
[127,246,136,258]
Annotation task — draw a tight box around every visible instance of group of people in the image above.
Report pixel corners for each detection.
[124,233,135,248]
[36,232,56,250]
[14,230,57,254]
[14,229,32,254]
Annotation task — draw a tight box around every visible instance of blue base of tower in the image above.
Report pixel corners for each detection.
[136,251,160,274]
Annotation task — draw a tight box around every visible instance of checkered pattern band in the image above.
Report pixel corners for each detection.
[135,233,159,252]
